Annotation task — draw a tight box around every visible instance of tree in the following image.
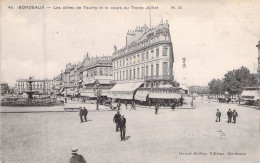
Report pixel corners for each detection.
[222,66,258,95]
[208,79,223,97]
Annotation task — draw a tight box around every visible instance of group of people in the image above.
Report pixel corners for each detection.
[113,111,127,141]
[79,107,88,123]
[215,108,238,123]
[116,101,136,110]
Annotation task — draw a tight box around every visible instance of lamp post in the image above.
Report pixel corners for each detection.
[93,80,102,110]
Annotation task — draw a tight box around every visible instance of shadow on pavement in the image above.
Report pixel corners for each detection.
[125,136,131,141]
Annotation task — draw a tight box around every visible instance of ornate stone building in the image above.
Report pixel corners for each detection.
[108,20,176,101]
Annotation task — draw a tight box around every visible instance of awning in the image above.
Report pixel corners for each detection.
[107,81,143,99]
[135,90,149,101]
[98,79,111,84]
[241,90,260,100]
[80,89,109,97]
[109,81,143,92]
[101,89,108,96]
[149,92,181,99]
[84,79,95,85]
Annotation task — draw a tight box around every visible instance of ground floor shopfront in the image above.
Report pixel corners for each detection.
[107,81,184,107]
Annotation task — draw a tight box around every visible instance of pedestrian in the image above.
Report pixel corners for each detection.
[227,108,233,123]
[155,103,159,114]
[171,102,176,110]
[232,109,238,124]
[113,111,121,132]
[130,100,136,111]
[70,147,86,163]
[117,101,121,110]
[83,107,88,122]
[118,115,126,141]
[125,101,128,109]
[79,107,84,123]
[215,109,221,122]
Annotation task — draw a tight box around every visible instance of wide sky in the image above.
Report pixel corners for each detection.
[1,0,260,86]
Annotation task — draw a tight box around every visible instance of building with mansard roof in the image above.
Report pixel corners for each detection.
[108,20,181,104]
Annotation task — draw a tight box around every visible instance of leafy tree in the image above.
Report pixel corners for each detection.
[189,86,209,94]
[208,79,223,97]
[222,66,258,95]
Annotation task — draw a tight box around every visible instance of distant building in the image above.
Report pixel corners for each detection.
[44,79,54,94]
[1,82,9,95]
[81,56,114,98]
[16,79,53,94]
[108,20,175,102]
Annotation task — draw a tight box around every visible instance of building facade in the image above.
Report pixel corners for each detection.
[112,20,174,88]
[81,56,114,98]
[108,20,175,101]
[15,79,46,94]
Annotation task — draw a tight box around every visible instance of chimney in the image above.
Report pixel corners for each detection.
[114,45,117,52]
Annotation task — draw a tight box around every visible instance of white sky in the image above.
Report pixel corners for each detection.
[1,0,260,86]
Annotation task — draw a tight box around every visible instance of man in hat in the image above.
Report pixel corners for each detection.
[227,108,233,123]
[232,109,238,124]
[113,111,121,132]
[118,115,126,141]
[216,109,221,122]
[79,107,84,123]
[83,107,88,122]
[70,147,86,163]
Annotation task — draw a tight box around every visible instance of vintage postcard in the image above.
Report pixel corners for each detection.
[1,0,260,162]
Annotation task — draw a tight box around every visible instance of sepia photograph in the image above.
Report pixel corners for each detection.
[1,0,260,162]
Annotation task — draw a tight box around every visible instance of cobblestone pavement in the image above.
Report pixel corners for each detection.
[1,99,259,163]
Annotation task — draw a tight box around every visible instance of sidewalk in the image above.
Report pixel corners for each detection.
[136,104,195,109]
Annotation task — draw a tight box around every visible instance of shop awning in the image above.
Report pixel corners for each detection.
[135,90,149,101]
[84,79,96,85]
[109,81,143,92]
[241,89,260,100]
[108,81,143,99]
[149,92,181,99]
[80,92,96,97]
[80,89,109,97]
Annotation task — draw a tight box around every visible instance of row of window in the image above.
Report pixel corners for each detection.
[83,68,113,77]
[114,47,168,69]
[114,62,168,81]
[17,85,43,89]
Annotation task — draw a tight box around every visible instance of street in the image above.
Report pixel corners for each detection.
[1,99,259,163]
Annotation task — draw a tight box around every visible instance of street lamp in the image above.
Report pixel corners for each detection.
[93,80,102,110]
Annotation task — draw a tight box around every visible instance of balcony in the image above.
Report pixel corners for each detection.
[144,75,173,81]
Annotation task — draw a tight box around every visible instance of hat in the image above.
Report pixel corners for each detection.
[71,147,78,154]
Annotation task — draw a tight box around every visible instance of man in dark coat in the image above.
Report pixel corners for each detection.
[83,107,88,122]
[70,147,86,163]
[118,115,126,141]
[216,109,221,122]
[227,108,233,123]
[113,111,121,132]
[232,109,238,124]
[155,103,159,114]
[79,107,84,123]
